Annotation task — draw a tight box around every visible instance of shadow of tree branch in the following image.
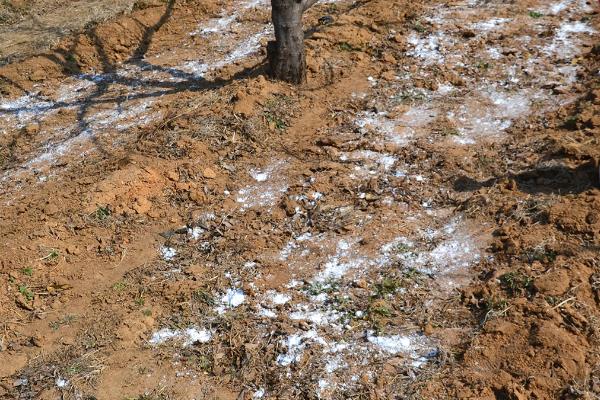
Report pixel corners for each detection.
[453,161,598,196]
[0,0,267,166]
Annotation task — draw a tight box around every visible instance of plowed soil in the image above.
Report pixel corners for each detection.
[0,0,599,399]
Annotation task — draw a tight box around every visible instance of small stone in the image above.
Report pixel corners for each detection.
[175,182,191,191]
[423,323,434,336]
[166,170,179,181]
[534,269,570,296]
[190,190,207,204]
[13,378,27,387]
[66,245,80,255]
[281,197,299,216]
[44,203,59,216]
[16,296,33,311]
[61,336,75,346]
[190,210,204,221]
[29,70,46,82]
[232,94,256,116]
[132,197,152,214]
[297,321,311,331]
[31,334,45,347]
[24,123,40,135]
[355,279,369,289]
[186,265,207,277]
[381,52,397,64]
[381,70,397,82]
[222,198,236,211]
[202,167,217,179]
[147,209,160,219]
[365,193,380,202]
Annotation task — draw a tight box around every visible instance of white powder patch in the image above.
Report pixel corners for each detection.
[160,246,177,261]
[215,288,246,314]
[148,328,179,344]
[448,87,534,144]
[189,226,204,239]
[276,330,326,366]
[419,237,479,273]
[557,65,580,84]
[253,388,265,399]
[0,93,57,128]
[237,160,288,211]
[149,327,211,346]
[276,333,307,366]
[543,21,596,59]
[313,293,328,302]
[406,32,449,64]
[355,112,411,145]
[236,182,288,211]
[340,150,397,178]
[289,308,341,326]
[192,14,237,36]
[2,95,161,174]
[250,168,270,182]
[548,0,573,14]
[55,377,69,388]
[279,232,313,261]
[471,17,511,32]
[177,61,209,78]
[279,239,298,261]
[341,150,398,173]
[222,288,246,307]
[367,331,437,367]
[487,88,532,118]
[210,28,270,72]
[267,291,291,305]
[190,0,265,36]
[367,333,414,353]
[318,379,331,396]
[87,100,158,132]
[396,219,481,277]
[437,83,455,94]
[184,327,212,344]
[324,355,347,373]
[316,239,364,281]
[487,47,502,59]
[258,307,277,318]
[22,128,93,170]
[55,79,97,103]
[0,13,267,178]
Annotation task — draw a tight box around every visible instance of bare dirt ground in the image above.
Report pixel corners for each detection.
[0,0,160,66]
[0,0,599,399]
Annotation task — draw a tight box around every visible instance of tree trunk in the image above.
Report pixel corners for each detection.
[268,0,307,84]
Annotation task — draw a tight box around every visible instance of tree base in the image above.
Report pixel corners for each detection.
[267,40,307,84]
[268,0,307,84]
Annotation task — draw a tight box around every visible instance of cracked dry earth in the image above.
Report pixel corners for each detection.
[0,0,599,399]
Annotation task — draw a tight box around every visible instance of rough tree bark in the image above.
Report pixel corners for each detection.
[268,0,319,84]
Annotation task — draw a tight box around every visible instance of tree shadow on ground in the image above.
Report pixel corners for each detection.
[0,0,267,166]
[453,161,599,195]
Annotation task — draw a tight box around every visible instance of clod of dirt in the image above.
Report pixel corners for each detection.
[533,268,571,296]
[203,167,217,179]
